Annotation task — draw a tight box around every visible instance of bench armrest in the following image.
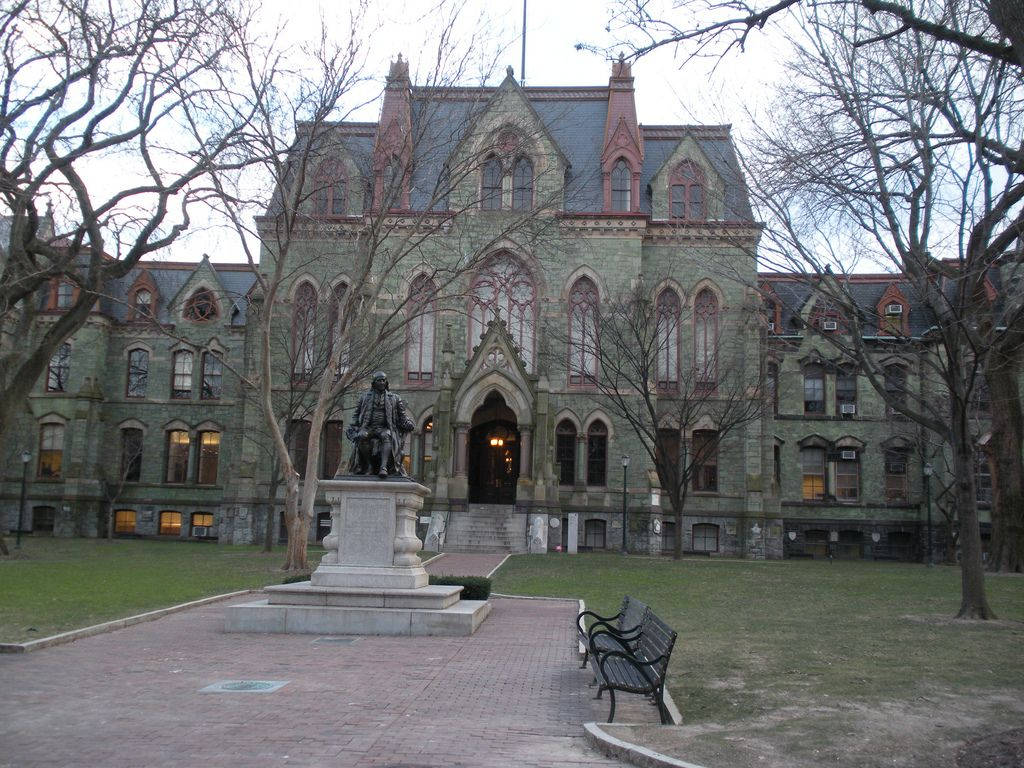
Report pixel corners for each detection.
[588,618,642,641]
[576,609,623,636]
[588,628,632,656]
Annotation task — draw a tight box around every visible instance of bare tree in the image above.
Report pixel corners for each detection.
[0,0,261,446]
[556,277,764,559]
[739,4,1024,615]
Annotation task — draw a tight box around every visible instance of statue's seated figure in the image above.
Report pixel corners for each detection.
[343,372,415,479]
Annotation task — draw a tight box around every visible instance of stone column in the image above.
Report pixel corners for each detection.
[454,424,469,477]
[567,512,579,554]
[519,426,532,479]
[575,434,587,488]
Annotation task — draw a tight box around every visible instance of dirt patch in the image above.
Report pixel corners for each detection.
[606,689,1024,768]
[957,727,1024,768]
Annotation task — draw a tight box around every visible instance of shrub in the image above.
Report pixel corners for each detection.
[281,572,312,584]
[428,574,491,600]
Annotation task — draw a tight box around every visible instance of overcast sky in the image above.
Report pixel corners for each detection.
[165,0,785,261]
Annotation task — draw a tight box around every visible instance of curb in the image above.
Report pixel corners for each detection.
[0,589,258,654]
[420,552,445,566]
[583,722,709,768]
[486,553,511,578]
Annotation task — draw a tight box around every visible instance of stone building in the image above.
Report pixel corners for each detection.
[0,59,991,560]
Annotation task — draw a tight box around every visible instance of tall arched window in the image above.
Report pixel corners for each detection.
[313,159,346,217]
[46,343,70,392]
[512,156,533,210]
[38,423,65,479]
[407,274,436,383]
[134,289,153,318]
[171,350,193,399]
[670,161,705,220]
[292,281,317,379]
[694,288,718,388]
[656,288,680,391]
[611,158,631,211]
[586,421,608,486]
[556,419,577,486]
[568,277,598,385]
[469,253,536,372]
[481,155,502,210]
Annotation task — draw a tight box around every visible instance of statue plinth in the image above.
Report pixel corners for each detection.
[225,477,490,636]
[314,477,428,589]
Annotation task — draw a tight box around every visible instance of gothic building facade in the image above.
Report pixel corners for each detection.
[0,60,988,560]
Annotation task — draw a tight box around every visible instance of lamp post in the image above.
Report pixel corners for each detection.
[16,450,30,549]
[620,455,630,554]
[923,463,933,567]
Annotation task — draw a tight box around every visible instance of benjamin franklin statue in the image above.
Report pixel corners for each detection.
[344,371,415,478]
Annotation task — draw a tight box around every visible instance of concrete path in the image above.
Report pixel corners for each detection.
[424,552,508,577]
[0,592,659,767]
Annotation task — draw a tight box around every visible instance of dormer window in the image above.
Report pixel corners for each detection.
[611,159,631,212]
[55,281,74,309]
[313,160,346,217]
[183,288,218,322]
[669,161,705,220]
[134,289,153,318]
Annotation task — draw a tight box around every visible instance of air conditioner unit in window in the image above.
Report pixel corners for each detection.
[886,462,907,474]
[822,320,838,331]
[886,303,904,315]
[840,403,856,415]
[193,526,209,538]
[839,450,857,460]
[767,322,775,332]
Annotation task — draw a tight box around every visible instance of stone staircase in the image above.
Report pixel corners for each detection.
[442,504,527,553]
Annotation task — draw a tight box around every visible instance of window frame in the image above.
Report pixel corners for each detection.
[114,509,136,534]
[158,511,182,536]
[183,288,219,322]
[803,364,825,414]
[801,446,826,501]
[37,423,65,479]
[669,161,706,220]
[406,275,436,385]
[200,351,223,400]
[126,348,149,398]
[171,350,193,399]
[511,156,533,211]
[656,288,681,391]
[120,427,144,483]
[481,155,503,210]
[611,158,631,211]
[835,452,860,502]
[292,281,318,381]
[46,343,71,393]
[165,430,191,484]
[884,448,909,504]
[691,523,719,552]
[691,429,719,492]
[568,277,599,386]
[586,421,608,487]
[556,420,577,486]
[693,288,718,389]
[196,430,221,485]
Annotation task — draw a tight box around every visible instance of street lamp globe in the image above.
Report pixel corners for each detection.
[21,450,30,464]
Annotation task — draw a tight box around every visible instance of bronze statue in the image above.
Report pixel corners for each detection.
[344,371,415,478]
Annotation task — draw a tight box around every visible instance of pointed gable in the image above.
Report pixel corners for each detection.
[876,282,910,336]
[373,56,413,210]
[167,255,228,324]
[601,55,643,213]
[647,130,726,221]
[453,318,536,427]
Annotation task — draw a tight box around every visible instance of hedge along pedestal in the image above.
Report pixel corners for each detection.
[225,478,491,636]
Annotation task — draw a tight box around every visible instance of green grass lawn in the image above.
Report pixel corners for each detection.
[0,537,323,643]
[493,553,1024,726]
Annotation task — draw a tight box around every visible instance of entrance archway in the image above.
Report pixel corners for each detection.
[468,391,520,504]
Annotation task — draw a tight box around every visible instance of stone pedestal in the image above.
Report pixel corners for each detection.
[226,478,490,637]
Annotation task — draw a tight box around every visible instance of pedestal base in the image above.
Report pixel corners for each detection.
[225,591,491,636]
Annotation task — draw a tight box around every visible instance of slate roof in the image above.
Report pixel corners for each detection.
[275,81,754,221]
[101,263,255,325]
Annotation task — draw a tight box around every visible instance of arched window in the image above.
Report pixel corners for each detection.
[407,274,436,383]
[196,431,220,485]
[481,155,503,209]
[469,253,536,371]
[201,352,223,400]
[670,161,705,220]
[885,364,907,417]
[165,430,190,483]
[694,288,718,388]
[803,364,825,413]
[556,419,577,486]
[134,288,152,318]
[171,350,193,399]
[292,281,317,379]
[656,288,680,391]
[183,288,218,321]
[120,427,143,482]
[46,343,70,392]
[586,420,608,486]
[568,277,598,386]
[611,158,631,211]
[313,159,346,217]
[512,156,533,210]
[38,423,65,478]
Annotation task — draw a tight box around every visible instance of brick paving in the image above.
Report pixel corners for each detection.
[424,552,508,577]
[0,592,659,767]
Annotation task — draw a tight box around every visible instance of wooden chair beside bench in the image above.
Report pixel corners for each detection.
[587,609,677,724]
[576,594,649,668]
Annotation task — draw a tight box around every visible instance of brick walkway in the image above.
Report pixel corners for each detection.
[0,593,658,767]
[424,552,508,577]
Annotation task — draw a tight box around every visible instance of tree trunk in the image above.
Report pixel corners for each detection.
[985,346,1024,572]
[281,473,306,571]
[952,427,996,619]
[263,474,281,554]
[0,536,9,556]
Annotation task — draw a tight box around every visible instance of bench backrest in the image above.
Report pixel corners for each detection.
[619,595,649,632]
[636,611,677,679]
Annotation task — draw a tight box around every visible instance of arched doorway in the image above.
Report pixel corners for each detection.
[468,391,520,504]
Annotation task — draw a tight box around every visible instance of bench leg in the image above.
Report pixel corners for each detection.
[607,689,616,723]
[594,684,604,700]
[580,648,589,668]
[655,688,672,725]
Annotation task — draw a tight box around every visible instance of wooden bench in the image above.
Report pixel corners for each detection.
[588,609,677,724]
[576,595,649,668]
